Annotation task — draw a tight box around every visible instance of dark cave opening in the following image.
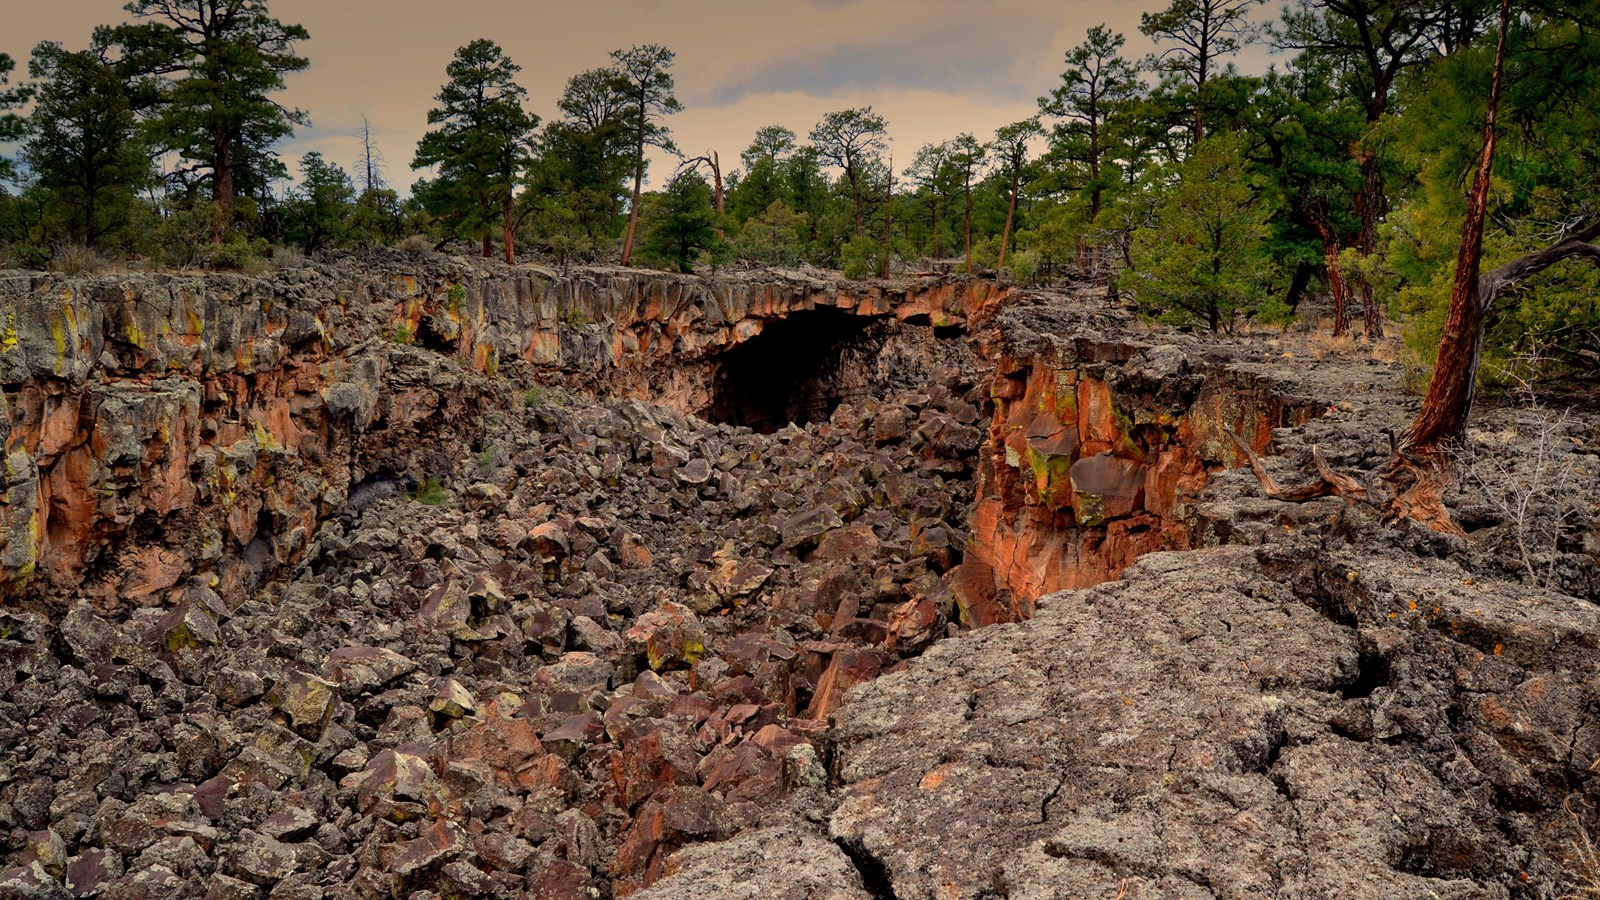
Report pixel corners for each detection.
[705,307,885,433]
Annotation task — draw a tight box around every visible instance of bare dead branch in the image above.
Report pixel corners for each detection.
[1227,432,1366,504]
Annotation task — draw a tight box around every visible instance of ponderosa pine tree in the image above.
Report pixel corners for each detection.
[727,125,796,224]
[1128,133,1277,331]
[948,133,987,274]
[412,39,538,262]
[1038,25,1143,226]
[1276,0,1480,339]
[283,151,354,252]
[992,118,1044,270]
[809,108,889,239]
[0,54,29,185]
[22,40,152,249]
[524,66,634,254]
[612,45,682,267]
[904,141,954,259]
[1140,0,1265,144]
[110,0,309,243]
[640,170,721,274]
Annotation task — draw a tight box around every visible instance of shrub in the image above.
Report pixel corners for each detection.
[1004,248,1042,286]
[411,477,447,505]
[50,243,108,276]
[397,234,434,256]
[1255,295,1297,328]
[210,234,266,272]
[267,244,308,271]
[444,283,467,312]
[840,236,886,281]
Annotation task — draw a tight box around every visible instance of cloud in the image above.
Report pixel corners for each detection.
[697,12,1060,109]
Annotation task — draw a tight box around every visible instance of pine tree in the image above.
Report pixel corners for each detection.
[283,152,354,252]
[809,108,888,239]
[22,40,152,248]
[1128,134,1278,331]
[110,0,309,242]
[948,134,987,273]
[640,170,721,274]
[612,45,681,266]
[0,53,30,185]
[412,39,539,262]
[1039,25,1143,224]
[991,119,1044,269]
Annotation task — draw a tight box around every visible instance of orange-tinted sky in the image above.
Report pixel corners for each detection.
[8,1,1280,191]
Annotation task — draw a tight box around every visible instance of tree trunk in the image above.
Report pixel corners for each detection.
[850,172,864,239]
[710,151,724,215]
[1399,0,1509,463]
[482,234,492,259]
[1284,260,1313,314]
[711,152,725,241]
[621,116,646,266]
[1353,151,1386,340]
[998,175,1019,270]
[881,157,894,279]
[963,181,974,275]
[1384,0,1511,536]
[211,126,233,245]
[503,194,515,264]
[1309,218,1353,336]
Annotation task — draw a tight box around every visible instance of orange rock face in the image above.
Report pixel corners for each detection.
[1,264,1000,607]
[954,340,1323,625]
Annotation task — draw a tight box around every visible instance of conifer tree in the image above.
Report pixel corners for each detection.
[22,40,152,248]
[612,45,681,266]
[110,0,309,242]
[412,39,539,262]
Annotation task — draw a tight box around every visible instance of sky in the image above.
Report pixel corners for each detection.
[7,0,1282,193]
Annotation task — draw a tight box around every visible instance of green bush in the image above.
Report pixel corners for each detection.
[210,234,267,271]
[734,200,807,266]
[840,236,885,280]
[411,477,447,505]
[398,234,434,256]
[444,283,467,311]
[1004,248,1042,286]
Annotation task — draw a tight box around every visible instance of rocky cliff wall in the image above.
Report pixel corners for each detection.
[0,257,1005,606]
[950,306,1330,625]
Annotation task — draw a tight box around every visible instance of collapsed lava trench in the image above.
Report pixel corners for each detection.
[0,258,1595,900]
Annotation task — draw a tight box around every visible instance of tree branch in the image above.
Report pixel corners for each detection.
[1480,218,1600,312]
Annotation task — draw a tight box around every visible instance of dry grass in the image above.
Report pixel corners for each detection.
[397,234,434,256]
[1560,796,1600,899]
[50,243,110,276]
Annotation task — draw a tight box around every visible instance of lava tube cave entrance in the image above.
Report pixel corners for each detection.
[705,307,888,433]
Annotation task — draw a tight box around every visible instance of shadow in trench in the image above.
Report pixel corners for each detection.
[704,307,884,433]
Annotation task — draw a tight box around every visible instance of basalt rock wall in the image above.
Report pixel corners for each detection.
[0,258,1008,606]
[952,307,1327,625]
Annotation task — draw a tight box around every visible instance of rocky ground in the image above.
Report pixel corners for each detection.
[0,256,1596,900]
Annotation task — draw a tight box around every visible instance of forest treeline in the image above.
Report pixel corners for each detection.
[0,0,1596,373]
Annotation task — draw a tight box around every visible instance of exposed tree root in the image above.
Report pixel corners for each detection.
[1227,432,1368,504]
[1382,453,1468,538]
[1229,431,1475,538]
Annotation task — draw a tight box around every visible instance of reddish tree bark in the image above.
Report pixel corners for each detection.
[999,172,1021,271]
[1308,216,1354,336]
[503,194,516,264]
[1399,0,1510,462]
